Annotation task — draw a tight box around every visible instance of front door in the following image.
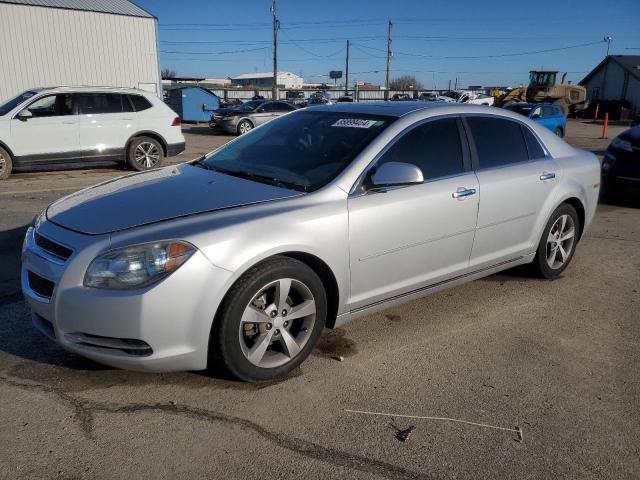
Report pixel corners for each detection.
[348,117,479,309]
[10,93,79,163]
[252,102,278,126]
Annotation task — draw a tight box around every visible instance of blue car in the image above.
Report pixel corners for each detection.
[504,103,567,138]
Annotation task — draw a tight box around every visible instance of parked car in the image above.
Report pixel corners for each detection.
[504,103,567,137]
[23,102,599,381]
[209,99,267,129]
[336,95,354,103]
[601,125,640,199]
[0,87,185,179]
[418,92,453,103]
[216,100,297,135]
[307,91,332,105]
[285,90,306,106]
[391,93,412,101]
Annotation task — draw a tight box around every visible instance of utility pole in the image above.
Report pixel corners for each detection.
[345,40,350,96]
[271,0,279,100]
[604,36,612,56]
[385,20,392,101]
[448,79,451,91]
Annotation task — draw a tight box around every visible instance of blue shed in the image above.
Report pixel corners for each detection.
[165,86,220,122]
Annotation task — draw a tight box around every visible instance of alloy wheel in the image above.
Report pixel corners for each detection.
[239,122,252,134]
[239,278,316,368]
[546,214,576,269]
[134,142,161,169]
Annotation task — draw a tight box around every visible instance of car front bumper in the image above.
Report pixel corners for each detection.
[21,219,232,372]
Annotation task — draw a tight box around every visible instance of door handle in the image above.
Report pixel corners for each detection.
[540,171,556,181]
[452,187,477,199]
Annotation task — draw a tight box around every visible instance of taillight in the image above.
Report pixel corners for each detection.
[171,117,181,126]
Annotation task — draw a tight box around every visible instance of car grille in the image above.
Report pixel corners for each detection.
[28,271,55,299]
[35,232,73,261]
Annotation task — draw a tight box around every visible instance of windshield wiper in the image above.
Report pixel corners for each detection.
[209,167,306,191]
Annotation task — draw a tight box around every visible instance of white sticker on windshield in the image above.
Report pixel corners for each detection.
[331,118,378,128]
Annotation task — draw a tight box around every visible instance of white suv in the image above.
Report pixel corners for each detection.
[0,87,185,179]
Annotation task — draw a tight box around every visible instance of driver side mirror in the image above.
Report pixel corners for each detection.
[370,162,424,189]
[17,109,33,121]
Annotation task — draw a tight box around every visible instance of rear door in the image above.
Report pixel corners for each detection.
[77,93,136,161]
[348,117,479,309]
[10,93,79,162]
[465,115,559,269]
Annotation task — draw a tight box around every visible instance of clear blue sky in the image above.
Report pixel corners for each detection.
[136,0,640,89]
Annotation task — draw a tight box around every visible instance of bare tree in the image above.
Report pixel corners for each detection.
[389,75,423,90]
[161,68,177,79]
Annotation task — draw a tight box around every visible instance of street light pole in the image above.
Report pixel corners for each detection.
[345,40,350,96]
[271,1,279,100]
[385,20,392,101]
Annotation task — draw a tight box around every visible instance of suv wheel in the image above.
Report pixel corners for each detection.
[127,136,164,171]
[209,256,327,382]
[237,120,253,135]
[532,203,580,278]
[0,146,12,180]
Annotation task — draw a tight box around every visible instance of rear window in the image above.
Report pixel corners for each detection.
[129,94,153,112]
[78,93,123,114]
[467,116,529,168]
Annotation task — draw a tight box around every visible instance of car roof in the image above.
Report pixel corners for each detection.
[306,101,501,118]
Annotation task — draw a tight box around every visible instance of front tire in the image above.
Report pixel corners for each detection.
[554,127,564,138]
[0,146,12,180]
[237,120,253,135]
[209,256,327,382]
[127,136,165,171]
[532,204,580,278]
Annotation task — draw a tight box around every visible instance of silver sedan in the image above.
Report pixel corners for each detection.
[22,102,600,381]
[215,100,297,135]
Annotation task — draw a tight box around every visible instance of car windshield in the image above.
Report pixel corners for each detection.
[200,111,394,192]
[237,100,264,112]
[505,104,533,117]
[0,90,39,116]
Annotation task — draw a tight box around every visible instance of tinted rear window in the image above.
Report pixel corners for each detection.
[78,93,123,114]
[467,116,529,168]
[522,126,546,159]
[129,95,152,112]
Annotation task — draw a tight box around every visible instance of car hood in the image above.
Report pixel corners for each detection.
[46,163,302,235]
[619,125,640,146]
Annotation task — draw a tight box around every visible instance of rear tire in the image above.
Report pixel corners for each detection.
[554,127,564,138]
[0,146,12,180]
[127,136,165,171]
[208,256,327,382]
[531,204,580,279]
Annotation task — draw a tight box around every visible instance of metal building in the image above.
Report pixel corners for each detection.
[230,72,304,89]
[0,0,160,101]
[580,55,640,114]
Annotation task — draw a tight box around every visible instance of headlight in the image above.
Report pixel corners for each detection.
[611,137,633,152]
[84,241,196,290]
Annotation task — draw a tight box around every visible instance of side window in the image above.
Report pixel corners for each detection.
[521,126,546,159]
[260,103,277,112]
[542,106,555,118]
[128,94,152,112]
[274,102,295,112]
[122,95,134,113]
[467,116,528,168]
[24,94,74,117]
[78,93,123,114]
[377,118,464,180]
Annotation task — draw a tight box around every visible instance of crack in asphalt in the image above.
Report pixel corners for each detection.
[0,369,434,480]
